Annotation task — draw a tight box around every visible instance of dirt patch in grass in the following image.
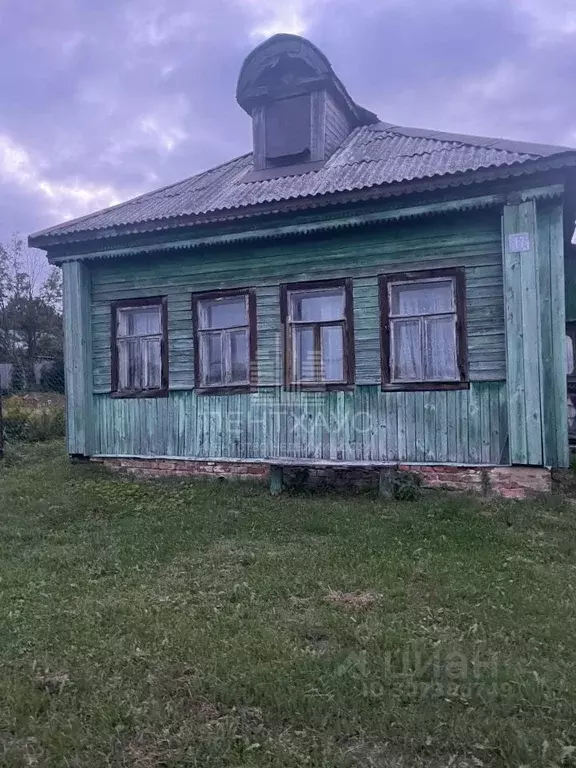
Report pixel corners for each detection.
[33,670,70,696]
[325,589,379,611]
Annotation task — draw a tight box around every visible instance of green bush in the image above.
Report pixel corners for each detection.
[389,469,422,500]
[2,395,65,443]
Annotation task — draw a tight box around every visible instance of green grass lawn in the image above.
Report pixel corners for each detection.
[1,442,576,767]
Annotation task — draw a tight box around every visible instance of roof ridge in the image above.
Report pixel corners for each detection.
[371,121,574,157]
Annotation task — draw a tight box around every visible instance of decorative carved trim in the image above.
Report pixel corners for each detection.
[49,191,514,264]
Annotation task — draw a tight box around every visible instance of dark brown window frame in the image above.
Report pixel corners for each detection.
[110,296,169,399]
[379,268,468,392]
[191,288,257,395]
[280,278,355,392]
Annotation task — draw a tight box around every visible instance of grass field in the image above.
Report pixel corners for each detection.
[1,442,576,767]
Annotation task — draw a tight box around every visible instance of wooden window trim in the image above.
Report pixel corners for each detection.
[280,278,355,391]
[379,268,468,392]
[192,288,257,395]
[110,296,169,399]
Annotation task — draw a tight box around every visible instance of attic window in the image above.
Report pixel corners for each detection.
[265,93,311,166]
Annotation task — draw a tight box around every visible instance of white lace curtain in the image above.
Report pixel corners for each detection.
[291,289,345,382]
[390,280,457,382]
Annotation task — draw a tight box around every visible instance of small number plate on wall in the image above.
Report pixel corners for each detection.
[508,232,531,252]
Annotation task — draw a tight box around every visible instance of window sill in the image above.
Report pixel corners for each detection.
[195,385,256,396]
[381,381,470,392]
[111,389,169,399]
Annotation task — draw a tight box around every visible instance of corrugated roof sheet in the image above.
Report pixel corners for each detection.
[30,122,574,244]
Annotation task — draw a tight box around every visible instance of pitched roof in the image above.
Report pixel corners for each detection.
[30,122,575,247]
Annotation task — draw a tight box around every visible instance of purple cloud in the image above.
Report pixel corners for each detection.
[0,0,573,243]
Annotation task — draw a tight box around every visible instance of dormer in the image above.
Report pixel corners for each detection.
[237,34,378,180]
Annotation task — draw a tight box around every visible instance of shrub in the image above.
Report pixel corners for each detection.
[2,394,65,443]
[389,469,422,501]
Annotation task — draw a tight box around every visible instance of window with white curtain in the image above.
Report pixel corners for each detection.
[112,298,167,396]
[283,280,353,387]
[380,270,467,389]
[194,291,255,390]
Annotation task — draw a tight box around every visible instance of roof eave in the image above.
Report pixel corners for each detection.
[28,152,576,251]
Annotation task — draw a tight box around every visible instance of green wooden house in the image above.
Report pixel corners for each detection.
[29,34,576,496]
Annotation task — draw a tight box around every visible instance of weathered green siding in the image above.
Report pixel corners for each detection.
[90,210,506,393]
[538,201,569,466]
[62,261,93,456]
[93,383,507,465]
[502,199,568,467]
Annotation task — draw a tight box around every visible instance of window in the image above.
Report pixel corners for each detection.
[379,269,467,390]
[265,94,311,167]
[566,323,576,381]
[566,323,576,443]
[111,297,168,397]
[281,279,354,389]
[567,334,575,377]
[193,290,256,392]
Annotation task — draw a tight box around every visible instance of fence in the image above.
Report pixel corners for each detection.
[0,354,65,457]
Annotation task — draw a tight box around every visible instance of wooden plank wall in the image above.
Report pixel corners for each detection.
[502,201,542,465]
[94,383,507,465]
[62,261,93,455]
[324,91,351,159]
[91,210,506,393]
[502,199,568,467]
[538,201,569,466]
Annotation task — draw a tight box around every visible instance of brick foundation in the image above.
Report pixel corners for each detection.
[93,457,551,499]
[399,464,486,493]
[93,457,270,481]
[400,465,551,498]
[488,466,551,498]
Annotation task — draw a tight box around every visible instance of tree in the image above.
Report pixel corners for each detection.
[40,357,65,393]
[0,234,63,391]
[10,359,27,392]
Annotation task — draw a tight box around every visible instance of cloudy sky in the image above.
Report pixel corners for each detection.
[1,0,575,244]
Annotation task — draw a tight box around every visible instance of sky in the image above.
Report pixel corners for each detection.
[1,0,575,245]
